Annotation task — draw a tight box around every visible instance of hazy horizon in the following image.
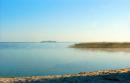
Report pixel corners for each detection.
[0,0,130,42]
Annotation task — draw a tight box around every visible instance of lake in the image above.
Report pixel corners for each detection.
[0,42,130,77]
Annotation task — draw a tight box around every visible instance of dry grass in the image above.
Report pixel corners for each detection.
[72,42,130,48]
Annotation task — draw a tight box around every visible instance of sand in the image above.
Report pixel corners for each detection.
[0,68,130,83]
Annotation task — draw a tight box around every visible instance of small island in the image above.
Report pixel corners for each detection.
[40,41,57,43]
[71,42,130,48]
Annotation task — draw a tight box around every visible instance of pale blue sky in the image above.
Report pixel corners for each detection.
[0,0,130,42]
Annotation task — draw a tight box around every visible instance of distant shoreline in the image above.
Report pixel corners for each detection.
[0,68,130,83]
[71,42,130,48]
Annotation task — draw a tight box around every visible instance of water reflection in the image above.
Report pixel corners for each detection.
[0,43,130,76]
[72,48,130,53]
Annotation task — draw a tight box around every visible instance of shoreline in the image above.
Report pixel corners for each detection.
[72,42,130,48]
[0,68,130,83]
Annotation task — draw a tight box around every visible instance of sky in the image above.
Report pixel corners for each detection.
[0,0,130,42]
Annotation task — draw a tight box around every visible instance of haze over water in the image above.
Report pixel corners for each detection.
[0,42,129,76]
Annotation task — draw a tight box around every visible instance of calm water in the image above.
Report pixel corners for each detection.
[0,42,130,76]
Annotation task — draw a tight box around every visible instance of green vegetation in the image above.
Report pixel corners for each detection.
[72,42,130,48]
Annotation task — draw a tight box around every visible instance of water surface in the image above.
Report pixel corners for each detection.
[0,42,130,76]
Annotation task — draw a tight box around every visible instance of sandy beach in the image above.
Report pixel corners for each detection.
[0,68,130,83]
